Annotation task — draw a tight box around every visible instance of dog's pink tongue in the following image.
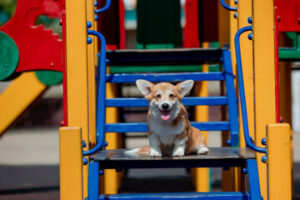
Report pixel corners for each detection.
[161,113,171,121]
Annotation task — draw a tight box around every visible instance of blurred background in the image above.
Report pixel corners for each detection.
[0,0,300,199]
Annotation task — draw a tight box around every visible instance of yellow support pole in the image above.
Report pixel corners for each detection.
[219,0,239,192]
[193,42,209,192]
[235,0,254,192]
[104,83,121,194]
[237,0,253,149]
[86,0,97,148]
[252,0,276,198]
[229,0,237,77]
[59,127,83,200]
[0,72,47,135]
[218,0,229,47]
[267,124,292,200]
[65,0,89,197]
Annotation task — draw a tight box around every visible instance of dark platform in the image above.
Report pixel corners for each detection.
[106,48,224,66]
[90,147,256,169]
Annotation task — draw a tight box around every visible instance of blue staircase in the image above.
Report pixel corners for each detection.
[84,4,266,199]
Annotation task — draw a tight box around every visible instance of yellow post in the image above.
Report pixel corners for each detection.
[237,0,253,149]
[229,0,237,77]
[86,0,97,148]
[194,42,209,192]
[219,0,239,192]
[59,127,83,200]
[104,83,121,194]
[218,0,229,47]
[0,72,47,135]
[267,123,292,200]
[279,63,293,192]
[235,0,254,192]
[65,0,89,197]
[252,0,276,198]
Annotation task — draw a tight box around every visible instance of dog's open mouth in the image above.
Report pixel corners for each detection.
[160,110,171,121]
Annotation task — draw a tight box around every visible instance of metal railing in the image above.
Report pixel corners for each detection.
[234,25,267,154]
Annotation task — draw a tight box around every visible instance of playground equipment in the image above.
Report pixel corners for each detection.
[59,0,292,200]
[87,42,263,200]
[0,0,295,199]
[0,0,65,135]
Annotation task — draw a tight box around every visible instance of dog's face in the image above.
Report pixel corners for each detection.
[136,80,194,121]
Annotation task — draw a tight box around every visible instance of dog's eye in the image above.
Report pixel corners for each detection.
[156,94,161,98]
[169,93,174,98]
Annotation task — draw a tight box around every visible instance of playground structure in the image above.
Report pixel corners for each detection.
[0,0,299,199]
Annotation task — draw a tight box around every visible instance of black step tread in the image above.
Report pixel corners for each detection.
[90,147,255,169]
[106,48,223,66]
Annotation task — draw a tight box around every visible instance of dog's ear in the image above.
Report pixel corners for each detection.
[136,79,154,97]
[176,80,194,97]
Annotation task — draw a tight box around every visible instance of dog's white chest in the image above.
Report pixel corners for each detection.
[148,118,185,145]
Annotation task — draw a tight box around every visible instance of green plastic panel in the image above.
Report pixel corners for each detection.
[0,31,19,80]
[137,0,182,46]
[35,71,63,86]
[279,32,300,60]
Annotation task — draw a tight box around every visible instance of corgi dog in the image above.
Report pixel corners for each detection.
[134,79,209,157]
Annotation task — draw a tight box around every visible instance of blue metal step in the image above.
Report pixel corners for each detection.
[105,121,230,132]
[105,72,225,83]
[106,48,223,66]
[106,96,228,107]
[98,192,250,200]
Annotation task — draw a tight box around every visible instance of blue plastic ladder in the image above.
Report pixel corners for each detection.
[84,30,263,200]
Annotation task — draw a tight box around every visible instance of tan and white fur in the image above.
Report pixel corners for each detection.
[134,79,209,157]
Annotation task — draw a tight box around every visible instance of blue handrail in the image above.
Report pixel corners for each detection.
[234,26,266,154]
[220,0,237,11]
[83,30,107,156]
[95,0,111,14]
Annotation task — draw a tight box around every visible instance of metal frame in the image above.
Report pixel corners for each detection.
[223,50,239,146]
[84,3,263,198]
[95,0,111,14]
[105,122,231,133]
[247,159,262,200]
[105,72,225,83]
[234,25,266,153]
[98,192,251,200]
[220,0,237,11]
[83,30,107,156]
[88,161,100,200]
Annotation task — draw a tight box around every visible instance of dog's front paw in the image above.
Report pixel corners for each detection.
[197,146,209,155]
[172,147,185,157]
[149,149,162,157]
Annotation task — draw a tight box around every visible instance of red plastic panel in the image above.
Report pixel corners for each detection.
[118,0,126,49]
[0,0,65,72]
[275,0,300,32]
[184,0,200,48]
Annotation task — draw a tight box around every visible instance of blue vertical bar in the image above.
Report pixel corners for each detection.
[88,161,100,200]
[234,26,266,153]
[223,50,239,146]
[96,45,106,147]
[247,159,262,200]
[83,30,107,156]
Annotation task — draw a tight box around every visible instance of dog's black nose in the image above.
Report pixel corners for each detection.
[162,103,169,110]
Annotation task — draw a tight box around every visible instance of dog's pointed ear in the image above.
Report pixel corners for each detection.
[136,79,154,97]
[176,80,194,97]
